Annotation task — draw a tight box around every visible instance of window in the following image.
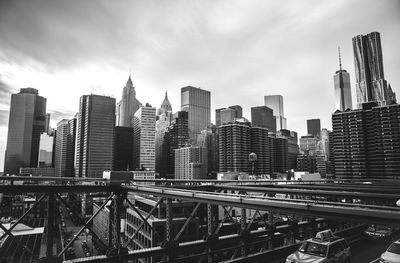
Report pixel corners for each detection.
[328,242,344,257]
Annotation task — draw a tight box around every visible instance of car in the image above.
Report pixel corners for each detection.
[286,229,351,263]
[365,225,393,241]
[380,239,400,263]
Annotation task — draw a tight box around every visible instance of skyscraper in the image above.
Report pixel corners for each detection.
[332,102,400,179]
[174,146,207,180]
[181,86,211,140]
[75,95,115,178]
[117,75,142,127]
[307,119,321,137]
[353,32,396,108]
[38,132,54,168]
[251,106,276,132]
[334,47,353,111]
[55,118,76,177]
[133,104,156,171]
[264,95,287,131]
[4,88,47,175]
[216,105,242,126]
[113,126,133,171]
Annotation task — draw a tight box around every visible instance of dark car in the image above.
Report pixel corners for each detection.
[365,225,393,241]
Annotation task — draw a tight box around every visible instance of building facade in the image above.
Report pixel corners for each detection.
[174,146,207,180]
[264,95,287,131]
[181,86,210,141]
[75,95,115,178]
[307,119,321,138]
[117,76,142,127]
[55,118,76,177]
[4,88,47,175]
[113,126,134,171]
[133,105,156,171]
[331,102,400,178]
[334,49,353,111]
[251,106,276,132]
[352,32,396,108]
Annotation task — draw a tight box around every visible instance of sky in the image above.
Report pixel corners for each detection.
[0,0,399,172]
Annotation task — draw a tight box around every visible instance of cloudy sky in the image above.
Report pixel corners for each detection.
[0,0,400,171]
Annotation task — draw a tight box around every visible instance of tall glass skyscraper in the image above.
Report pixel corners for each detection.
[352,32,396,108]
[264,95,287,131]
[181,86,210,141]
[334,48,353,111]
[4,88,47,174]
[75,94,115,178]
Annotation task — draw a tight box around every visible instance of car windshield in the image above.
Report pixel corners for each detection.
[387,243,400,254]
[299,241,328,257]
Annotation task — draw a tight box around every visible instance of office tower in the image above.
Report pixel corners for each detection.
[277,129,299,170]
[117,75,142,127]
[197,125,218,174]
[296,154,317,173]
[133,104,156,171]
[264,95,287,131]
[334,48,353,111]
[251,106,276,132]
[155,92,173,174]
[218,120,251,172]
[353,32,396,108]
[250,127,271,174]
[181,86,211,140]
[75,94,115,178]
[331,102,400,178]
[174,146,207,180]
[216,105,242,126]
[220,108,236,125]
[113,126,133,171]
[55,118,76,177]
[307,119,321,138]
[4,88,47,175]
[274,137,288,173]
[299,135,319,155]
[38,132,54,168]
[162,111,189,177]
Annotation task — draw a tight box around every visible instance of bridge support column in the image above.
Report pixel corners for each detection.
[241,208,247,257]
[46,193,55,257]
[207,203,214,263]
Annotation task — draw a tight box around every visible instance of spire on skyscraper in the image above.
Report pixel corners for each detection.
[160,91,172,114]
[338,46,342,71]
[126,74,133,87]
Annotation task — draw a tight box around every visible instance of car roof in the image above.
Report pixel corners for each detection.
[306,236,344,245]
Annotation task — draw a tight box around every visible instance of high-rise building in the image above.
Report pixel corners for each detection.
[155,92,173,174]
[264,95,287,131]
[181,86,210,140]
[174,146,208,180]
[218,119,288,174]
[216,105,242,126]
[38,132,54,168]
[162,111,189,177]
[4,88,47,175]
[55,118,76,177]
[307,119,321,138]
[117,75,142,127]
[353,32,396,108]
[299,135,319,155]
[196,125,218,174]
[113,126,133,171]
[218,120,251,173]
[251,106,276,132]
[75,95,115,178]
[277,129,299,170]
[332,102,400,179]
[133,104,156,171]
[334,48,353,111]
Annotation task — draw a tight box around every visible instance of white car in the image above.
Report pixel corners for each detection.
[380,239,400,263]
[286,230,351,263]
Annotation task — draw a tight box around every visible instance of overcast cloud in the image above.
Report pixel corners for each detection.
[0,0,399,171]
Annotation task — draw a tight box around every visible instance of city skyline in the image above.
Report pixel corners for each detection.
[1,1,400,171]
